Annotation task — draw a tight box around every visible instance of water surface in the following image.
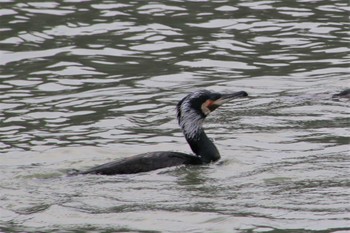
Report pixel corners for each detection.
[0,0,349,232]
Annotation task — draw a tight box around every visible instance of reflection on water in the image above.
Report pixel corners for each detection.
[0,0,349,232]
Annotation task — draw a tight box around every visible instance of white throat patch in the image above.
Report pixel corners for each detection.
[201,100,213,116]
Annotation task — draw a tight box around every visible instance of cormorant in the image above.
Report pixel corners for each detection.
[74,90,248,175]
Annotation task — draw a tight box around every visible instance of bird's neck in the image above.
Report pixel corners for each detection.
[185,129,221,163]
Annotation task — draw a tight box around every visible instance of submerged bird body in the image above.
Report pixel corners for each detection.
[75,90,248,175]
[332,89,350,99]
[78,152,202,175]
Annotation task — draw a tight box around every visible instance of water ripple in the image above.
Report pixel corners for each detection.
[0,0,349,232]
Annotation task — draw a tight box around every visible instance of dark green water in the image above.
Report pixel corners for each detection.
[0,0,349,232]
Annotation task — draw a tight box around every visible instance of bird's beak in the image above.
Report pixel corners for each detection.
[205,91,248,112]
[213,91,248,106]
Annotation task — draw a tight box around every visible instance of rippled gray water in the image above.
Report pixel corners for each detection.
[1,0,349,232]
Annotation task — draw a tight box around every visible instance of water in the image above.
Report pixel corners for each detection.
[0,0,349,232]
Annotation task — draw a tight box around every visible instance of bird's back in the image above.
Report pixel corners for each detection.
[76,151,202,175]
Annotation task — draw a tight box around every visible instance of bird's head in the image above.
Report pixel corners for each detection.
[176,90,248,139]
